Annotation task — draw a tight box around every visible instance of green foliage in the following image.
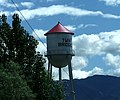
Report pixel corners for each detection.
[0,61,35,100]
[0,14,65,100]
[49,81,66,100]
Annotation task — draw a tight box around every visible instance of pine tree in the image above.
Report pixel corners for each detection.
[0,61,35,100]
[0,14,65,100]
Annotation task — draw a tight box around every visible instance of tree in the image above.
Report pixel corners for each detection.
[0,14,11,62]
[0,14,65,100]
[31,53,65,100]
[0,61,35,100]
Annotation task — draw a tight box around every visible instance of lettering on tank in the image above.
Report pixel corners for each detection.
[58,38,72,47]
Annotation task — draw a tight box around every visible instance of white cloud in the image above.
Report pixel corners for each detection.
[84,24,98,28]
[40,0,56,2]
[99,30,120,54]
[103,13,120,19]
[0,11,10,16]
[73,34,102,56]
[73,70,90,79]
[104,53,120,69]
[71,29,120,79]
[21,2,34,9]
[99,30,120,43]
[65,24,97,32]
[65,25,77,32]
[89,67,104,76]
[73,29,120,57]
[32,29,47,40]
[73,67,104,79]
[0,0,17,8]
[36,41,46,54]
[78,24,98,29]
[78,24,84,29]
[47,0,56,2]
[72,56,88,70]
[0,0,7,3]
[99,0,120,6]
[104,53,120,76]
[13,5,120,20]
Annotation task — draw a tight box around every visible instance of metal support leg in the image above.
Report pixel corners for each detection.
[48,61,50,74]
[68,61,75,100]
[59,67,62,81]
[48,61,52,79]
[50,64,52,79]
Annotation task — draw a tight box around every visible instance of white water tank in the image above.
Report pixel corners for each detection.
[44,22,74,68]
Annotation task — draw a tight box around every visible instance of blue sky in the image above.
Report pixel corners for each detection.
[1,0,120,79]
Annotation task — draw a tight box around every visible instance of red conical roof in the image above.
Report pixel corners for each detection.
[44,22,74,35]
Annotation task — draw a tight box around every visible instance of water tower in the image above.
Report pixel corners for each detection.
[44,22,75,100]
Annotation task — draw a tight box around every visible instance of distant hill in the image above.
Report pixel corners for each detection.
[64,75,120,100]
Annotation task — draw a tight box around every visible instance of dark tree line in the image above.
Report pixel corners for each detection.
[0,14,65,100]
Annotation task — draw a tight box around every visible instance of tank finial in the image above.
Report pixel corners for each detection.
[58,21,60,24]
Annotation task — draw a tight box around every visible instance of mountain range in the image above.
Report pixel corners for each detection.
[64,75,120,100]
